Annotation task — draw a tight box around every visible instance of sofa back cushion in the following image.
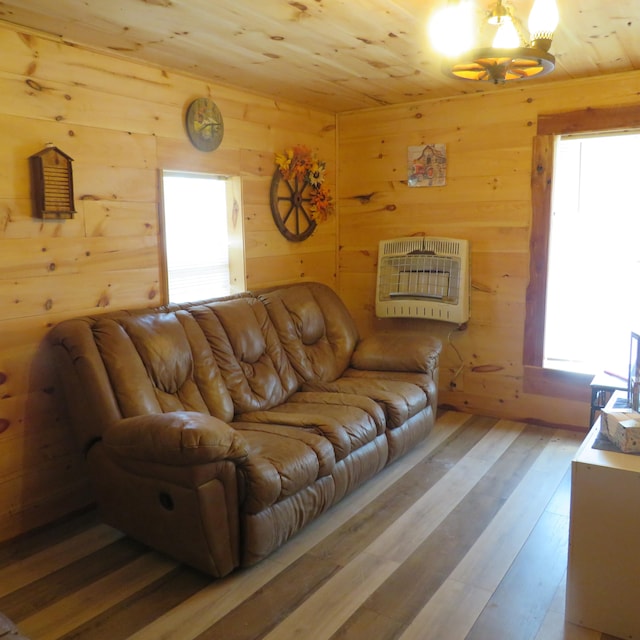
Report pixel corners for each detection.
[94,311,235,421]
[189,297,299,413]
[93,317,163,417]
[259,282,359,383]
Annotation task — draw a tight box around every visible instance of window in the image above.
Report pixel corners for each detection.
[161,171,245,303]
[525,104,640,397]
[544,133,640,376]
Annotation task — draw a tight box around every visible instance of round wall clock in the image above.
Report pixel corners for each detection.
[185,97,224,151]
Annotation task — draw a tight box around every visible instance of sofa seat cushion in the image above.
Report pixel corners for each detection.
[233,422,335,478]
[286,391,386,433]
[237,395,382,462]
[233,425,328,514]
[302,378,427,429]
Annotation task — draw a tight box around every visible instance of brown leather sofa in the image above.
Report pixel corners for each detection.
[50,282,441,577]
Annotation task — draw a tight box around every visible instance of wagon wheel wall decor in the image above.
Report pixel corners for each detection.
[270,169,317,242]
[270,145,334,242]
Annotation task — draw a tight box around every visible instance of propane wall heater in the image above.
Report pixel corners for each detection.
[375,236,470,324]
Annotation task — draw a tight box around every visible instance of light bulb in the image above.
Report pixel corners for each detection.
[428,1,476,57]
[493,19,520,48]
[528,0,559,40]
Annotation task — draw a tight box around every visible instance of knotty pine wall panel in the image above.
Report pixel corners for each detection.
[337,70,640,430]
[0,22,336,542]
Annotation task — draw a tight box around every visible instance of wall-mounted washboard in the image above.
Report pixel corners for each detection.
[376,236,470,324]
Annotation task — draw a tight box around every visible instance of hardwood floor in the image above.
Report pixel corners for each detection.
[0,411,623,640]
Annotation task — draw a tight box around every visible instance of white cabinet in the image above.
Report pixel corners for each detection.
[566,422,640,638]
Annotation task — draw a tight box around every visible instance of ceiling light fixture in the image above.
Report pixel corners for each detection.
[429,0,559,84]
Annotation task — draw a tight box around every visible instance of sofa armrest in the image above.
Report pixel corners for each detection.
[103,411,248,466]
[351,332,442,373]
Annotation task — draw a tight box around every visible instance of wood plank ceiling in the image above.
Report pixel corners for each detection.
[1,0,639,112]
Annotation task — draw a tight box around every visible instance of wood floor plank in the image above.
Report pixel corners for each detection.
[535,608,603,640]
[469,469,575,640]
[0,510,100,568]
[18,553,177,640]
[466,509,570,639]
[194,554,342,640]
[399,579,492,640]
[0,537,148,622]
[347,424,554,634]
[329,608,404,640]
[366,420,525,564]
[533,572,602,640]
[262,552,401,640]
[307,415,498,568]
[0,524,123,598]
[125,557,286,640]
[57,567,215,640]
[397,428,583,640]
[448,429,582,592]
[260,420,525,640]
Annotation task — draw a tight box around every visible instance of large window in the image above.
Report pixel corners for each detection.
[161,171,245,303]
[544,132,640,376]
[525,104,640,397]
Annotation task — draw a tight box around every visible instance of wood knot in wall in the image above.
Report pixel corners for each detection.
[97,293,111,307]
[471,364,505,373]
[352,192,375,204]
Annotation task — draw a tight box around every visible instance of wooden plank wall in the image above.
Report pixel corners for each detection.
[337,70,640,432]
[0,22,337,543]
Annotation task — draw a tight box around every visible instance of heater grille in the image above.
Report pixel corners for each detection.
[376,236,470,323]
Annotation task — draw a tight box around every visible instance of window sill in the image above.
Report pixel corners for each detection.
[523,366,591,402]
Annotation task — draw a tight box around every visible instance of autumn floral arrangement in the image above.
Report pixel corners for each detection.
[274,145,334,222]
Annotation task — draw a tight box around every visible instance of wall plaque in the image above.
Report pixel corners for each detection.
[29,145,76,219]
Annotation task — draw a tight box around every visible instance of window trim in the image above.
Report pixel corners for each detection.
[524,104,640,398]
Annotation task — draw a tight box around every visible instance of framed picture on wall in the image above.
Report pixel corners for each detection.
[408,144,447,187]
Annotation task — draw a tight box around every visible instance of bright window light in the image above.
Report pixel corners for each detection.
[162,172,231,303]
[544,132,640,376]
